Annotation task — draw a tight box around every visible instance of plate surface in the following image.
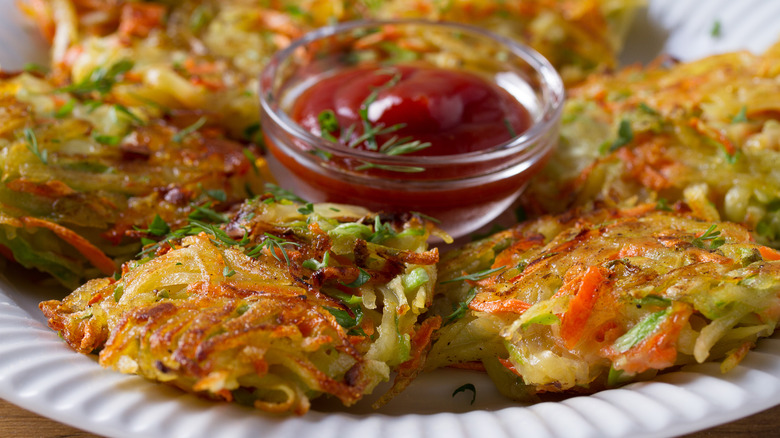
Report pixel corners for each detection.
[1,1,780,437]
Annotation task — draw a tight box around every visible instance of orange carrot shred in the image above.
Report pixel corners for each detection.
[20,217,116,276]
[469,298,531,314]
[759,246,780,261]
[560,265,606,349]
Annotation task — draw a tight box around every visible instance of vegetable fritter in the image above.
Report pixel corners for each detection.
[0,72,269,288]
[430,204,780,401]
[41,195,445,414]
[19,0,641,139]
[523,40,780,247]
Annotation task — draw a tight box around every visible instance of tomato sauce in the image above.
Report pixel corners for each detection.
[291,64,531,156]
[265,63,553,237]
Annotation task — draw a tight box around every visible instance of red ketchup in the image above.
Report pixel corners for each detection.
[266,63,550,237]
[291,64,531,156]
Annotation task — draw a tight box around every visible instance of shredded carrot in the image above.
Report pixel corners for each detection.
[492,233,544,270]
[498,357,523,377]
[758,246,780,261]
[118,2,166,40]
[5,179,75,199]
[20,216,116,275]
[690,117,737,156]
[469,298,531,314]
[560,265,607,349]
[183,58,220,75]
[688,248,732,264]
[606,302,693,374]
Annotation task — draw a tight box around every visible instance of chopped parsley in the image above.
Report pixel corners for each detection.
[325,305,363,333]
[655,198,673,212]
[711,20,722,38]
[297,202,315,215]
[341,267,371,288]
[145,215,171,237]
[606,119,634,153]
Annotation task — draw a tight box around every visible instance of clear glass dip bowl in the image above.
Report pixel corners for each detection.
[259,19,563,239]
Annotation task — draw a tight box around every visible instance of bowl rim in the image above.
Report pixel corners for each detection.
[259,18,564,167]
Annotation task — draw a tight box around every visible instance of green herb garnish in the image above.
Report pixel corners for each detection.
[691,224,726,250]
[255,233,299,266]
[146,215,171,237]
[445,287,477,324]
[452,383,476,405]
[55,99,76,118]
[354,161,425,173]
[342,267,370,288]
[314,69,432,172]
[503,118,517,137]
[655,198,673,211]
[264,183,307,204]
[173,117,207,143]
[731,106,748,124]
[711,20,722,38]
[440,266,507,284]
[92,133,121,145]
[114,104,145,125]
[325,305,363,330]
[23,128,48,165]
[607,119,634,153]
[297,202,315,215]
[317,109,340,142]
[60,59,134,95]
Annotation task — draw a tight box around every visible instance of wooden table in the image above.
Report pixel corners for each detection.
[1,398,778,437]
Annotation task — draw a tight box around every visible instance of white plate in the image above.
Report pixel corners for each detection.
[1,1,780,437]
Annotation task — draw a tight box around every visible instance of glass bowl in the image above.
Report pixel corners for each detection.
[259,19,564,239]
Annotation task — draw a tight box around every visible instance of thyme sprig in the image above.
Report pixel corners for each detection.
[314,69,431,172]
[691,224,726,250]
[23,128,48,165]
[59,59,134,95]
